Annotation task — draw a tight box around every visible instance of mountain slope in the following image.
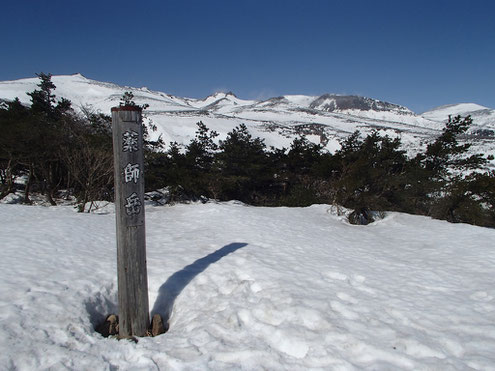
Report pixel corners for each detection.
[1,74,494,161]
[423,103,495,133]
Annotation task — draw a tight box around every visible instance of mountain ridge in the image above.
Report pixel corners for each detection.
[4,73,493,114]
[0,74,494,164]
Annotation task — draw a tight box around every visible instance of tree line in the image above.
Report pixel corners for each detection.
[146,118,495,227]
[0,73,118,210]
[1,74,495,227]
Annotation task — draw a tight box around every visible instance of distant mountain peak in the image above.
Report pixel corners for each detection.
[422,103,495,128]
[427,103,490,114]
[205,91,237,100]
[309,94,411,114]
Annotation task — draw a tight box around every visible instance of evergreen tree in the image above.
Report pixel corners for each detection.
[0,99,32,199]
[422,115,486,177]
[27,73,56,117]
[407,115,489,218]
[333,130,407,212]
[186,121,218,171]
[177,122,219,197]
[26,73,73,204]
[280,136,328,206]
[216,124,269,202]
[286,136,323,176]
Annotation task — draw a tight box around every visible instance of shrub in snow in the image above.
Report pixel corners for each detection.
[0,192,23,204]
[348,207,385,225]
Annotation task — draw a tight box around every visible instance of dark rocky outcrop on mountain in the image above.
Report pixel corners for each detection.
[309,94,409,113]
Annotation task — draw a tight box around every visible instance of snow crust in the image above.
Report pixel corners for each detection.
[1,202,494,370]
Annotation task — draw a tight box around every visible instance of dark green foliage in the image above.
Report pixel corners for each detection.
[145,118,493,227]
[423,115,479,174]
[181,122,219,197]
[0,73,114,210]
[119,91,150,110]
[27,73,56,116]
[276,137,335,206]
[410,116,486,193]
[216,124,270,203]
[186,121,218,171]
[1,76,494,227]
[429,171,495,227]
[145,122,219,200]
[405,115,490,220]
[281,183,320,207]
[286,136,324,176]
[120,91,136,107]
[3,73,74,205]
[332,130,408,212]
[0,98,32,199]
[59,111,114,211]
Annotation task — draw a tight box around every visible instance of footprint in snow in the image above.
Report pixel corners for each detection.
[470,291,493,302]
[337,292,358,304]
[350,275,377,296]
[324,271,348,281]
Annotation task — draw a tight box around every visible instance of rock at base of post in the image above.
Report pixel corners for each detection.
[151,313,168,336]
[96,314,119,337]
[95,313,168,339]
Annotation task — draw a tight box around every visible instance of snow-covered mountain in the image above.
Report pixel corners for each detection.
[1,74,494,162]
[308,94,412,115]
[423,103,495,135]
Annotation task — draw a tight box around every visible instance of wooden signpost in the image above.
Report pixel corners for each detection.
[111,106,150,337]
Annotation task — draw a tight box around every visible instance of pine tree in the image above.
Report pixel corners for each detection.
[186,121,218,171]
[422,115,485,177]
[217,124,269,202]
[27,73,56,116]
[0,99,31,199]
[333,130,407,213]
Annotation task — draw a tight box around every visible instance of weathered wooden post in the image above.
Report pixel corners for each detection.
[111,106,150,337]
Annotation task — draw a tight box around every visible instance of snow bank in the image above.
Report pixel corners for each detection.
[0,203,494,370]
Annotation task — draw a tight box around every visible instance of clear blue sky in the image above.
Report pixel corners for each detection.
[2,0,494,113]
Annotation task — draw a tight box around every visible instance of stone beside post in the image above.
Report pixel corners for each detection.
[111,106,150,337]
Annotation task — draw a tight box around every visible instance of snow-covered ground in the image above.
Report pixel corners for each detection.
[1,202,494,370]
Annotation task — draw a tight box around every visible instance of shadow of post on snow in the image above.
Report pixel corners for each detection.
[151,242,248,325]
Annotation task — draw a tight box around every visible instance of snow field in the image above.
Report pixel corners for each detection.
[0,202,495,370]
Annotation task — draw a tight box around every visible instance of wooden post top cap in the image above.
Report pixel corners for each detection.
[111,105,143,112]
